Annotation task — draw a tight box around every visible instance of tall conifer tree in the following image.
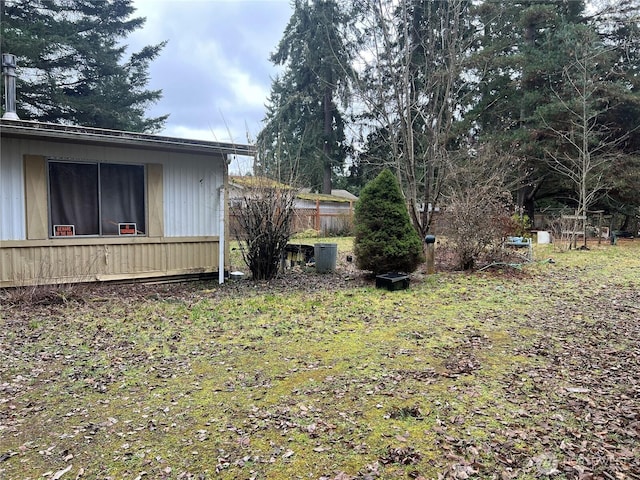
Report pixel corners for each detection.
[257,0,353,193]
[470,1,587,215]
[0,0,167,132]
[472,1,639,219]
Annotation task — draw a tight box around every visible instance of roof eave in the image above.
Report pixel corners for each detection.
[0,119,255,156]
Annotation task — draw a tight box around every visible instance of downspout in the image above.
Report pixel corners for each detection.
[218,185,225,284]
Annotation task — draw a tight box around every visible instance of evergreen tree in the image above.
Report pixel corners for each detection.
[254,75,301,183]
[257,0,353,193]
[0,0,167,132]
[471,1,639,218]
[590,0,640,217]
[354,169,424,274]
[537,22,640,244]
[470,1,587,215]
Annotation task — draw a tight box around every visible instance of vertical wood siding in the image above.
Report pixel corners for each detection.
[0,139,26,241]
[162,158,223,237]
[1,137,226,241]
[1,136,228,286]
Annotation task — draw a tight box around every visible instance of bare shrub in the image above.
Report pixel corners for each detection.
[230,178,297,280]
[441,148,519,270]
[444,190,514,270]
[548,216,578,252]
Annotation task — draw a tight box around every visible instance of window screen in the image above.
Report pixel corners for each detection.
[48,161,146,237]
[49,162,99,235]
[100,163,145,235]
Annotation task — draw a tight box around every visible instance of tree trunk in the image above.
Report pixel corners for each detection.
[322,88,333,194]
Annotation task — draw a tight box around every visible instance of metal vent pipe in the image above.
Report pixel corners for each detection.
[2,53,19,120]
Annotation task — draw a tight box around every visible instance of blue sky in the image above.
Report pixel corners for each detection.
[129,0,293,172]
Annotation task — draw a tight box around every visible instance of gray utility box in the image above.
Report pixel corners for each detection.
[375,272,410,291]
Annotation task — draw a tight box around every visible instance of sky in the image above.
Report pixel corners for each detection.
[128,0,294,173]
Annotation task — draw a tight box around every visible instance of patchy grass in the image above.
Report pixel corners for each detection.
[1,239,639,479]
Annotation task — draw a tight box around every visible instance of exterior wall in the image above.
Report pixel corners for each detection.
[1,137,225,240]
[0,138,26,240]
[163,156,223,237]
[0,136,227,287]
[295,198,354,214]
[0,237,219,286]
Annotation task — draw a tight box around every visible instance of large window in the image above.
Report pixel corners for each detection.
[48,160,146,237]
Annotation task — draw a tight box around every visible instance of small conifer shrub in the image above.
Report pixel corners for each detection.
[353,169,424,274]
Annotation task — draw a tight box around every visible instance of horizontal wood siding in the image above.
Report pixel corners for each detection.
[0,238,219,287]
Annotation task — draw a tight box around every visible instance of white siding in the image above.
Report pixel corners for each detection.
[296,198,353,214]
[0,139,26,241]
[0,137,225,240]
[161,156,223,237]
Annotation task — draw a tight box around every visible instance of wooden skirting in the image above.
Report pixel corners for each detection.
[0,237,221,288]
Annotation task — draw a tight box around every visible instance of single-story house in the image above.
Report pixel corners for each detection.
[0,118,254,287]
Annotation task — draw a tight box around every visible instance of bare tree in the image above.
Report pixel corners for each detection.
[541,25,632,248]
[351,0,476,236]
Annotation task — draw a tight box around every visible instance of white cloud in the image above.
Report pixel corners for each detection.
[128,0,292,154]
[162,125,218,141]
[227,69,271,110]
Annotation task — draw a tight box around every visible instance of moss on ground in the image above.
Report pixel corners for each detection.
[1,240,639,478]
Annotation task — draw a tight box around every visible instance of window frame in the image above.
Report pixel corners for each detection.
[47,158,147,238]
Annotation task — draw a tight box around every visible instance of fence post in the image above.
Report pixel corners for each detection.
[350,201,354,229]
[425,235,436,275]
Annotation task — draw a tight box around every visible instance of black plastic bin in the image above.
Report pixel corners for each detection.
[375,272,410,291]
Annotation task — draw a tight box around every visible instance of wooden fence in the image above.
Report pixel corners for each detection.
[291,207,353,234]
[229,201,354,238]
